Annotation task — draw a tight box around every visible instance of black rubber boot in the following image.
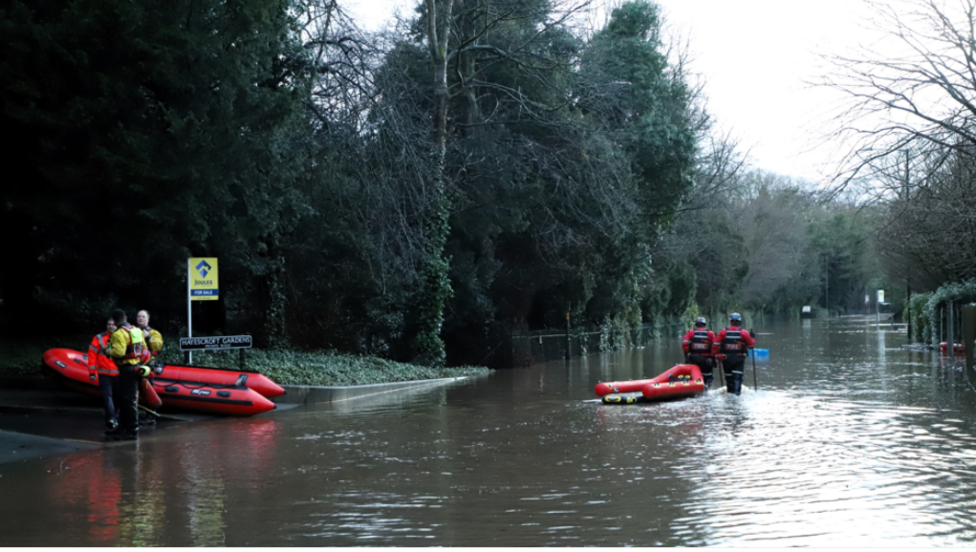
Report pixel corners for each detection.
[115,430,138,441]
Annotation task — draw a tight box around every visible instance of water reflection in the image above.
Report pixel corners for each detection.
[0,418,282,547]
[4,317,976,545]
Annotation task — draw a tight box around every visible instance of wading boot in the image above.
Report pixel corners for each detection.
[104,418,119,436]
[115,430,138,441]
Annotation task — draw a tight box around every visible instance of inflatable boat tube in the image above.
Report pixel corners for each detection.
[149,363,285,398]
[601,392,649,405]
[595,363,704,397]
[43,348,162,409]
[641,364,705,401]
[595,377,659,397]
[150,377,275,416]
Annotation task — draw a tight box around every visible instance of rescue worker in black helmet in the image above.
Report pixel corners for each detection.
[712,313,755,395]
[682,316,716,389]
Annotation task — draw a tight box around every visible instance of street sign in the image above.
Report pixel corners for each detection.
[865,294,870,305]
[877,290,885,303]
[179,335,252,351]
[189,257,219,301]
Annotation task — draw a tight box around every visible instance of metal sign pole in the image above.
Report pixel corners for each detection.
[947,301,955,359]
[187,258,193,365]
[877,290,884,325]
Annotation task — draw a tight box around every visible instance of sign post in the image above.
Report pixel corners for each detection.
[877,289,884,324]
[187,257,219,364]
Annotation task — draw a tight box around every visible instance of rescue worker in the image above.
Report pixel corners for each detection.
[88,317,120,432]
[712,313,755,396]
[108,309,152,440]
[134,309,163,426]
[682,317,716,389]
[135,310,164,363]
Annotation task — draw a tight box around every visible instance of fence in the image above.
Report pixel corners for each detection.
[509,321,686,367]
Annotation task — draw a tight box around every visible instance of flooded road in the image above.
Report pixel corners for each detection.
[2,316,976,546]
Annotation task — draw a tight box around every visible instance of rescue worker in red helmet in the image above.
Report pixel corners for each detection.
[88,316,120,433]
[682,316,716,389]
[712,313,755,395]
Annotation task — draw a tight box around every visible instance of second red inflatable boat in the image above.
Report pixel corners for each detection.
[597,364,706,404]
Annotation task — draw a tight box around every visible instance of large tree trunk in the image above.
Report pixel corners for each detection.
[411,0,456,366]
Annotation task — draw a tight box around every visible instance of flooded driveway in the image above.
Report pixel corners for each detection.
[2,316,975,546]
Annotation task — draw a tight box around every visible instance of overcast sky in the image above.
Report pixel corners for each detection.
[346,0,885,183]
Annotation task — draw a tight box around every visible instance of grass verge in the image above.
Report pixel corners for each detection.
[163,348,490,387]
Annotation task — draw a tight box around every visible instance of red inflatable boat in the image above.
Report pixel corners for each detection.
[640,364,705,400]
[43,349,277,416]
[149,376,275,416]
[43,348,163,409]
[148,363,285,398]
[597,364,706,404]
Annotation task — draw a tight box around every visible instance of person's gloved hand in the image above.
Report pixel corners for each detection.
[137,366,152,378]
[89,372,96,382]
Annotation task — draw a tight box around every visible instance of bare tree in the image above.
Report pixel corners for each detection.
[825,0,976,194]
[821,0,976,290]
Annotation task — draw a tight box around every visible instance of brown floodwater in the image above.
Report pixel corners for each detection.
[2,316,976,546]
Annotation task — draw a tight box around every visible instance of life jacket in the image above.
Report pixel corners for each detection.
[118,324,151,365]
[688,329,713,356]
[88,332,119,376]
[719,326,747,356]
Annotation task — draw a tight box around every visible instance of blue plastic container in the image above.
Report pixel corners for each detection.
[749,348,769,359]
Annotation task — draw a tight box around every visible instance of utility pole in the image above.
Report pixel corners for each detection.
[565,307,571,361]
[904,149,912,342]
[948,301,955,358]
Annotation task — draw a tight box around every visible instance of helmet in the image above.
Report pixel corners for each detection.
[694,317,706,326]
[730,313,742,322]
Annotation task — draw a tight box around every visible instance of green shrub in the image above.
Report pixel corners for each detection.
[908,292,931,344]
[921,280,976,347]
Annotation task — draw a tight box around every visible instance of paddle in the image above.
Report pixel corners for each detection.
[751,347,758,391]
[138,404,159,417]
[750,328,759,392]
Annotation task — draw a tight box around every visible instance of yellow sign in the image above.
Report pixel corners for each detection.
[189,257,219,301]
